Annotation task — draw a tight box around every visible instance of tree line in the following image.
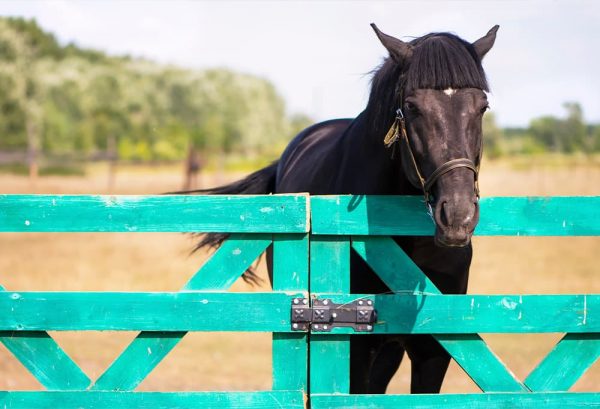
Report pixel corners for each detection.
[484,103,600,159]
[0,17,598,178]
[0,17,311,177]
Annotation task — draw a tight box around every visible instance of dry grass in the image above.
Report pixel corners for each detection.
[0,159,598,392]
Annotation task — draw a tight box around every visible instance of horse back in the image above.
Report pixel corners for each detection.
[276,118,353,194]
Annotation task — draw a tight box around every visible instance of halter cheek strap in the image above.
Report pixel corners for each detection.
[385,108,481,205]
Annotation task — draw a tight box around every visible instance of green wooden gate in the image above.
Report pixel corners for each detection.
[0,194,310,408]
[309,195,600,408]
[0,194,599,408]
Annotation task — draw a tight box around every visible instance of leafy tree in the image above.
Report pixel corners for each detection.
[482,112,503,159]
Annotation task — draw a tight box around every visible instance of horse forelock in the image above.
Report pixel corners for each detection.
[405,33,489,93]
[366,32,489,132]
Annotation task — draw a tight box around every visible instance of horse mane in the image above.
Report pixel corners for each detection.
[366,32,489,133]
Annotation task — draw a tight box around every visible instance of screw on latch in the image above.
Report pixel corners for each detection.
[358,310,370,321]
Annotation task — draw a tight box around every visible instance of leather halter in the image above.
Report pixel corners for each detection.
[385,107,481,205]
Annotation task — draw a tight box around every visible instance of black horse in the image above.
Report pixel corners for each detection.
[192,24,498,394]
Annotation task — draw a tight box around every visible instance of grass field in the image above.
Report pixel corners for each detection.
[0,159,599,392]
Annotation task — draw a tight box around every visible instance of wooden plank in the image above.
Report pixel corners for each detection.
[0,194,309,233]
[0,332,91,390]
[434,334,528,392]
[351,236,525,391]
[310,236,350,294]
[0,285,90,390]
[310,293,600,334]
[309,236,351,394]
[525,333,600,391]
[0,391,305,409]
[310,392,600,409]
[91,332,185,391]
[94,235,272,390]
[183,234,271,290]
[272,234,309,292]
[0,292,298,331]
[311,195,600,236]
[272,234,309,392]
[351,237,440,295]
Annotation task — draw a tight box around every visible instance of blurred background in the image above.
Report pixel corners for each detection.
[0,0,598,394]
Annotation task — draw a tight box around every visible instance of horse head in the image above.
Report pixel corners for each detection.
[372,24,498,247]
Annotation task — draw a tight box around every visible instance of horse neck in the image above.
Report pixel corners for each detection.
[335,112,416,195]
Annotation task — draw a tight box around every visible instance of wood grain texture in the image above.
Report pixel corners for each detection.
[351,236,525,391]
[310,293,600,334]
[311,196,600,236]
[0,292,298,331]
[0,194,308,233]
[434,334,528,392]
[272,234,309,392]
[525,333,600,391]
[0,331,90,390]
[0,285,90,390]
[311,392,600,409]
[0,391,305,409]
[309,237,351,394]
[93,234,273,390]
[183,234,272,290]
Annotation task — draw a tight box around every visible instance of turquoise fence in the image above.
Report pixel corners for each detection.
[0,194,598,408]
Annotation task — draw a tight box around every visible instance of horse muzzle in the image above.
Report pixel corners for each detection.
[433,196,479,248]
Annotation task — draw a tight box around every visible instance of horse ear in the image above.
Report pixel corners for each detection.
[472,25,499,59]
[370,23,413,63]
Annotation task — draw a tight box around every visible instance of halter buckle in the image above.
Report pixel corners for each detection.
[396,108,404,120]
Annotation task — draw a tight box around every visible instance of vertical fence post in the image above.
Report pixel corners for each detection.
[272,233,310,392]
[309,235,351,394]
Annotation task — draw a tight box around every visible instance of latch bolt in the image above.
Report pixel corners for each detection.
[291,297,377,332]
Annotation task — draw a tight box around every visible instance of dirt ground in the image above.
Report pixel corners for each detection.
[0,160,598,392]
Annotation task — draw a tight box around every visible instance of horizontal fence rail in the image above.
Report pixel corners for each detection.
[0,391,306,409]
[4,291,588,334]
[0,194,309,233]
[310,392,600,409]
[0,292,302,332]
[312,294,600,334]
[311,195,600,236]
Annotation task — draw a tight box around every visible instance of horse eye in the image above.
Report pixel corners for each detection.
[480,105,490,115]
[405,102,419,115]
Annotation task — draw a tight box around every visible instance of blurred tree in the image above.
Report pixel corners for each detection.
[482,112,503,159]
[5,15,597,172]
[0,17,302,169]
[562,102,587,152]
[0,18,44,180]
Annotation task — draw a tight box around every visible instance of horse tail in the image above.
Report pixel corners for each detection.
[175,161,278,284]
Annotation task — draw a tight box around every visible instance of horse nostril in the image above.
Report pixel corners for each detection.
[440,201,450,227]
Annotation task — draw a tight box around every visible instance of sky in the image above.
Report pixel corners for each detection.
[1,0,599,127]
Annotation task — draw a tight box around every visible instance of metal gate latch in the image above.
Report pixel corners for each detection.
[291,298,377,332]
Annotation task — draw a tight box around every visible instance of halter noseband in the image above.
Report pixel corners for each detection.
[384,107,481,205]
